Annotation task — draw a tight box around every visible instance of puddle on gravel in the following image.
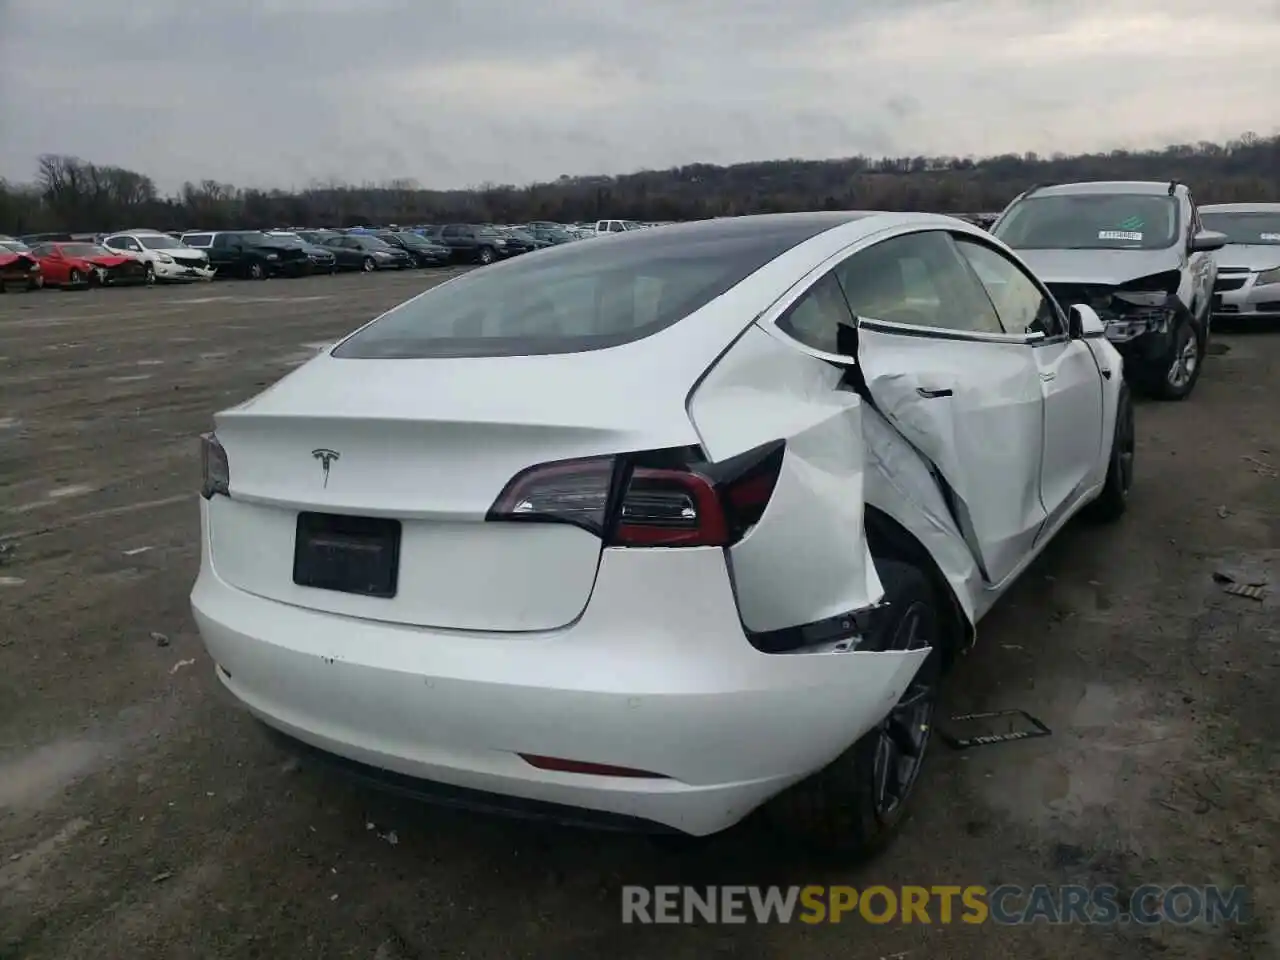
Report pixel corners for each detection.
[0,818,91,892]
[0,739,108,809]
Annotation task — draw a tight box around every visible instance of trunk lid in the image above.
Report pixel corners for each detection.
[210,346,704,632]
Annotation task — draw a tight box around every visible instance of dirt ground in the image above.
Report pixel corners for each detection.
[0,273,1277,960]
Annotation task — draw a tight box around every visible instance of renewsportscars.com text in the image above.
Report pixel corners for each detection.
[621,884,1248,926]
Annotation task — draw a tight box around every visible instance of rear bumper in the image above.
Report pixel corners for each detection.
[190,502,926,836]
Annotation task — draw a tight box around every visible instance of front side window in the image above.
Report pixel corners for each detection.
[834,231,1003,334]
[184,234,213,248]
[994,193,1180,251]
[954,237,1061,336]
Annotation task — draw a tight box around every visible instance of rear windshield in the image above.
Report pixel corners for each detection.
[334,220,829,359]
[994,194,1180,250]
[1199,211,1280,245]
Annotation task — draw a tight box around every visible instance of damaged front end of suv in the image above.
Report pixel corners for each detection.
[992,181,1224,401]
[1047,268,1184,349]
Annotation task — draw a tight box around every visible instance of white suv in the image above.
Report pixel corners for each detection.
[102,231,215,283]
[992,181,1226,400]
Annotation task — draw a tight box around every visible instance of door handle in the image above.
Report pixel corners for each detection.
[1040,371,1057,382]
[916,387,953,399]
[1100,367,1112,379]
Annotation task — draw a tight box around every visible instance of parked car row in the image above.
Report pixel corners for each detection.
[0,220,604,289]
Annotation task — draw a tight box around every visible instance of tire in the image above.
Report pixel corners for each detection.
[361,256,376,273]
[768,559,944,861]
[1082,383,1134,523]
[477,246,496,265]
[247,260,267,281]
[143,262,156,286]
[67,269,84,287]
[28,274,44,291]
[1147,313,1203,401]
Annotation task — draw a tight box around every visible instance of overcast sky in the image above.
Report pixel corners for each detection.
[1,0,1276,193]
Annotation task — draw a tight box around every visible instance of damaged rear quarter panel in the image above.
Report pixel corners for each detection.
[688,326,882,634]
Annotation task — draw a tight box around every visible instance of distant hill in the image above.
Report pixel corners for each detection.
[2,132,1277,234]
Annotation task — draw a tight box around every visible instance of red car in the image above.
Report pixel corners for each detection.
[29,241,148,288]
[0,237,44,291]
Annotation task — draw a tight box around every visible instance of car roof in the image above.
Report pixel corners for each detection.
[1199,202,1280,213]
[585,211,879,251]
[1028,181,1183,198]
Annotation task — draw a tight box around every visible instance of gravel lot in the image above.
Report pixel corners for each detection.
[1,274,1277,960]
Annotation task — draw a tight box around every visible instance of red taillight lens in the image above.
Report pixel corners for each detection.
[487,441,784,548]
[485,455,616,536]
[613,467,728,546]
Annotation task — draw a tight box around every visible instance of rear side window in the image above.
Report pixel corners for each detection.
[334,222,831,359]
[184,233,213,248]
[834,231,1003,334]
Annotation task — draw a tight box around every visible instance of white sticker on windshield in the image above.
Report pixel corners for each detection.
[1099,230,1144,241]
[1261,233,1280,241]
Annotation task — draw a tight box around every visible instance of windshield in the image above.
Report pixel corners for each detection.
[994,194,1180,250]
[540,229,571,241]
[267,234,305,247]
[61,243,112,257]
[232,232,271,246]
[138,234,183,250]
[1200,212,1280,245]
[390,232,426,245]
[334,221,825,359]
[1,240,30,253]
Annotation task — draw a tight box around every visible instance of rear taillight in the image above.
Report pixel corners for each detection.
[200,432,230,499]
[486,441,784,548]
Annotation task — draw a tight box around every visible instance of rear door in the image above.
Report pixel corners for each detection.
[829,230,1049,586]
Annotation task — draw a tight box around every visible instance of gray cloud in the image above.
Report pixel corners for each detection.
[1,0,1276,192]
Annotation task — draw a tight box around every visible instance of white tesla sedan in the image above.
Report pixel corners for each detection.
[191,212,1132,858]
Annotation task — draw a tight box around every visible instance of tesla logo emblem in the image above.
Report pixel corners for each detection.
[312,448,340,487]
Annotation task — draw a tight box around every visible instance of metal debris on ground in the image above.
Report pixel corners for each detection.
[1217,505,1231,518]
[937,709,1052,751]
[1222,582,1267,602]
[151,631,170,647]
[1242,455,1278,478]
[169,658,196,674]
[152,871,173,883]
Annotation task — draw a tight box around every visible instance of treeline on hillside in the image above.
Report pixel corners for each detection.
[1,132,1277,235]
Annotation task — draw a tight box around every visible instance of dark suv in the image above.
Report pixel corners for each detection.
[437,224,510,265]
[181,230,312,279]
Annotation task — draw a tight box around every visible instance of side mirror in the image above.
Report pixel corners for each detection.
[1069,304,1106,338]
[1190,230,1227,253]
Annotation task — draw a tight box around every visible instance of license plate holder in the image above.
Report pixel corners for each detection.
[292,512,401,598]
